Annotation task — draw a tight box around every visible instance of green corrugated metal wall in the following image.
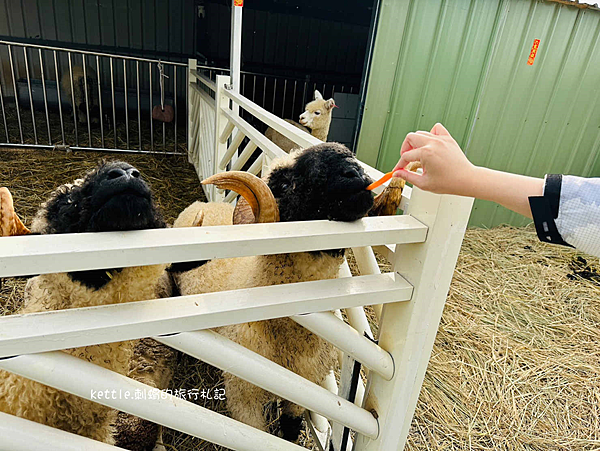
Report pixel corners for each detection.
[357,0,600,227]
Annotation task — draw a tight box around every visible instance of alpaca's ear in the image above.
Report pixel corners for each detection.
[314,90,323,100]
[325,98,336,110]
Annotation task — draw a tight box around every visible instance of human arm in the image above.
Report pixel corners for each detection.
[392,123,600,258]
[392,123,543,218]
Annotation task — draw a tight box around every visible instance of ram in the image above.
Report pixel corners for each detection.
[170,143,374,443]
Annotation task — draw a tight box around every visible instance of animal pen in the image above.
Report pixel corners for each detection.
[0,39,357,156]
[0,5,473,451]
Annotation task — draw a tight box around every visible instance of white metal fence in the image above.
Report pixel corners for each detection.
[0,58,473,451]
[0,40,188,154]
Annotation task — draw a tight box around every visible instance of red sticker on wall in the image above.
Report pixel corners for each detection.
[234,0,243,6]
[527,39,540,66]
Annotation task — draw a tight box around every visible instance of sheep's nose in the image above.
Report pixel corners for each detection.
[107,168,127,180]
[107,168,140,180]
[342,168,361,179]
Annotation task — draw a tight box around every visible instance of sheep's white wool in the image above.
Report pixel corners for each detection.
[0,264,167,444]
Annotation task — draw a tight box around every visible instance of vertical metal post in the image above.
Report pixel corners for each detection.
[0,74,7,142]
[174,65,178,153]
[160,62,165,151]
[82,55,92,147]
[187,59,196,159]
[302,81,307,113]
[149,63,154,150]
[123,59,129,149]
[187,60,193,159]
[272,78,277,113]
[8,46,23,143]
[68,52,78,146]
[213,74,231,202]
[96,56,104,148]
[354,189,473,451]
[230,0,242,106]
[38,49,51,145]
[281,79,287,117]
[23,47,38,144]
[230,0,242,166]
[136,60,142,150]
[110,58,117,148]
[252,75,256,103]
[53,51,65,144]
[291,80,297,119]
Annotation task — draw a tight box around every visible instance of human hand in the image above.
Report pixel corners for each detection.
[392,123,478,196]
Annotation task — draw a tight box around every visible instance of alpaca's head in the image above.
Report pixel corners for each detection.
[34,161,165,234]
[267,143,373,222]
[298,90,335,132]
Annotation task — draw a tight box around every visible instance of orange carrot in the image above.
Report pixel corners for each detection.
[366,171,393,191]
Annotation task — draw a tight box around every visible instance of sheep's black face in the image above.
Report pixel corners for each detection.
[267,143,374,222]
[43,161,165,234]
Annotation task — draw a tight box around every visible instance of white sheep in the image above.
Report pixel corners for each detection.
[0,162,175,448]
[170,143,374,442]
[265,90,336,152]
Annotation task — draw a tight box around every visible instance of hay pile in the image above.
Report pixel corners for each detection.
[1,149,599,450]
[0,147,202,224]
[407,226,600,450]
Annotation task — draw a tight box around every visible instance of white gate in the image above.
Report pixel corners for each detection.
[0,59,473,451]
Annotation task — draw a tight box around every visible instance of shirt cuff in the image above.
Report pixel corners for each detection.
[528,174,574,248]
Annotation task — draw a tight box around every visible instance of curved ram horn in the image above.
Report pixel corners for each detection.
[202,172,280,224]
[0,187,31,236]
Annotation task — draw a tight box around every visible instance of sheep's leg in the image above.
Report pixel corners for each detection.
[223,373,269,431]
[152,426,166,451]
[278,400,305,443]
[114,339,177,450]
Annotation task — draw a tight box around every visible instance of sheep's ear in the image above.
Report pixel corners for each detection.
[325,99,336,110]
[314,90,323,100]
[233,197,255,225]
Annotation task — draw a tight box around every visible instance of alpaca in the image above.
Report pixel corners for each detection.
[265,90,336,152]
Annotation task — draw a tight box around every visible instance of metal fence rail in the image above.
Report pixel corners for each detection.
[0,40,188,155]
[196,64,360,132]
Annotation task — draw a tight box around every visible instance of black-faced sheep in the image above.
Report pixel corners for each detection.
[265,90,336,152]
[0,162,175,449]
[60,65,101,126]
[170,143,374,442]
